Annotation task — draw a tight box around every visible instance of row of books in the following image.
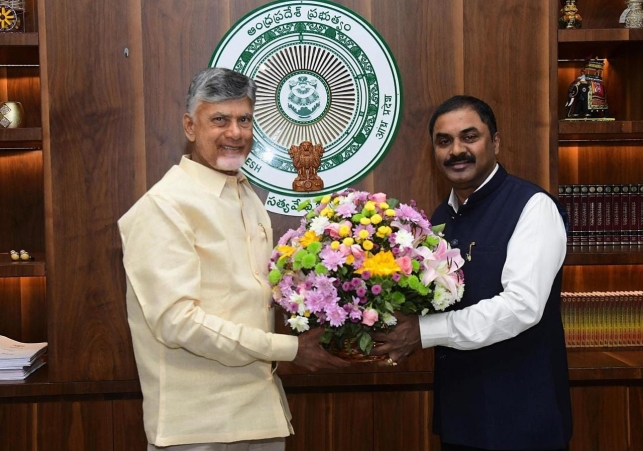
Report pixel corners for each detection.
[0,335,47,381]
[558,184,643,246]
[561,291,643,348]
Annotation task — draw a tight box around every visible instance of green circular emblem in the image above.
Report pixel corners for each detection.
[210,0,402,215]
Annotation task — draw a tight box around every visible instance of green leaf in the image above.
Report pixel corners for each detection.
[297,199,311,211]
[359,332,373,354]
[432,223,446,234]
[387,198,399,208]
[320,328,334,344]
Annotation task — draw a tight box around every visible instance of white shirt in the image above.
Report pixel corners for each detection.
[419,165,567,350]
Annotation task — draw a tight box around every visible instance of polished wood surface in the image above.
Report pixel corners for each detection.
[0,0,641,450]
[40,0,142,381]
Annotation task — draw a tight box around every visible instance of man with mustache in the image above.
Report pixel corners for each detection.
[118,67,348,451]
[372,95,572,451]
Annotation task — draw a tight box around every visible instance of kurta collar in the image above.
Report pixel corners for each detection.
[179,154,247,197]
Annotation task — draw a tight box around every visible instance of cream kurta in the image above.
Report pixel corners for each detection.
[118,155,298,446]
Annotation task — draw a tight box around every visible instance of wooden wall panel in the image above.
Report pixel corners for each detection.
[0,402,36,451]
[42,0,142,381]
[0,277,46,343]
[631,386,643,451]
[38,400,113,451]
[373,390,438,451]
[569,386,630,451]
[113,398,147,451]
[286,391,373,451]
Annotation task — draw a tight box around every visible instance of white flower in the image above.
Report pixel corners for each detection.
[394,229,415,249]
[338,192,355,205]
[309,215,330,235]
[431,284,456,311]
[288,316,310,332]
[289,292,306,315]
[381,312,398,326]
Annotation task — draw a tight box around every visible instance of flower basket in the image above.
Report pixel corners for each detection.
[269,190,465,359]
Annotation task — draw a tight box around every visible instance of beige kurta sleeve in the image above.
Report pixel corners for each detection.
[119,193,298,367]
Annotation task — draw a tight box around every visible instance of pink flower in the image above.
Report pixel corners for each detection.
[395,255,413,275]
[371,192,387,203]
[362,308,379,326]
[415,240,465,297]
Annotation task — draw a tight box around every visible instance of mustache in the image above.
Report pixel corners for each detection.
[444,154,476,166]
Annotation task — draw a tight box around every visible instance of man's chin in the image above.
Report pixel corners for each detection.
[214,157,246,173]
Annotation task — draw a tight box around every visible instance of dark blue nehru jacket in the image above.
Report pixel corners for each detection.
[430,165,573,450]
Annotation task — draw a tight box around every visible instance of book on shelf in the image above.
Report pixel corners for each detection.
[561,291,643,348]
[557,183,643,246]
[0,335,47,381]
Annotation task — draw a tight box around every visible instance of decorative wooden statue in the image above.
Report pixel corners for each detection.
[559,0,582,29]
[565,58,611,119]
[288,141,325,192]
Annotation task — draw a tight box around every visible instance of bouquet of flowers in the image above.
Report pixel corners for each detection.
[268,190,465,357]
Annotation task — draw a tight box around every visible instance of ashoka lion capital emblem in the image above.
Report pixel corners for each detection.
[288,141,325,192]
[288,75,321,118]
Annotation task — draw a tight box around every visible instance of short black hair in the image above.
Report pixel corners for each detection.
[428,95,498,138]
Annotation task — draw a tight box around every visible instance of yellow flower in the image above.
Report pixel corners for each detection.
[331,241,340,250]
[365,201,376,211]
[379,202,389,209]
[385,209,396,217]
[358,229,370,240]
[371,214,383,224]
[346,254,355,265]
[360,217,371,225]
[277,245,297,260]
[300,231,320,248]
[304,310,311,317]
[362,240,374,251]
[321,195,332,204]
[343,237,354,246]
[339,225,351,237]
[355,251,401,276]
[376,226,392,238]
[320,207,334,218]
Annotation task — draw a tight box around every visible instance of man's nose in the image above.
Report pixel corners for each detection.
[225,121,242,138]
[451,138,466,155]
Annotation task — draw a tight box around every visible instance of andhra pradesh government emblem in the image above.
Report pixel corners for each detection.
[209,0,402,215]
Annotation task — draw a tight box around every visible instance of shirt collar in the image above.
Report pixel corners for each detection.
[447,163,499,212]
[179,155,247,197]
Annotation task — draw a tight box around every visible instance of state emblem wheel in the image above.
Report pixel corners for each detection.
[0,5,18,31]
[210,0,402,215]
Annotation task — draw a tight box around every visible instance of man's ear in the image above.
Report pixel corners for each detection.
[493,132,500,156]
[183,113,196,142]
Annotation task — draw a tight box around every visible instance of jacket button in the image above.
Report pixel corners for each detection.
[450,239,459,246]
